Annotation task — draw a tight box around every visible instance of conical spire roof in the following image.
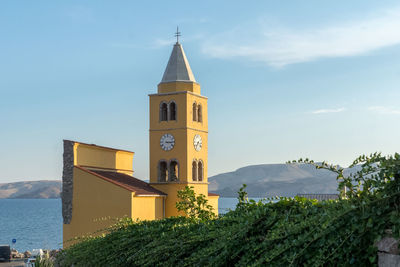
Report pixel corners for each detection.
[160,42,196,83]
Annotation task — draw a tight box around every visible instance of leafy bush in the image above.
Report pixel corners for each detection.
[176,186,216,221]
[56,153,400,266]
[34,254,54,267]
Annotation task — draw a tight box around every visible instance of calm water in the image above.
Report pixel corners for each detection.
[0,198,248,251]
[0,199,62,252]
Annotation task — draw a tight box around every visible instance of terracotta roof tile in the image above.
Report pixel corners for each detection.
[208,192,219,196]
[77,166,166,196]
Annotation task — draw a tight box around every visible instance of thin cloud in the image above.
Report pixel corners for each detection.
[311,108,346,114]
[202,7,400,67]
[153,38,174,48]
[368,106,400,115]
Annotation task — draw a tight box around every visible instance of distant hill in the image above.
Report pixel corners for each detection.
[0,163,354,199]
[0,180,61,199]
[208,163,346,197]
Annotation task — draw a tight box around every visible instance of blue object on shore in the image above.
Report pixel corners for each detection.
[12,239,16,244]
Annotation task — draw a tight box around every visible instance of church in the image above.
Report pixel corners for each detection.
[61,36,219,247]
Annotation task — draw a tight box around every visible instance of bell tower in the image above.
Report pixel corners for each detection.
[149,35,214,217]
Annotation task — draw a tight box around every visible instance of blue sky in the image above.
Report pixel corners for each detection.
[1,1,400,182]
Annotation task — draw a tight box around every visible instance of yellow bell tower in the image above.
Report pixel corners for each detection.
[149,36,217,217]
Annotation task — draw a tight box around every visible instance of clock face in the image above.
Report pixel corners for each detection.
[160,134,175,151]
[193,134,202,151]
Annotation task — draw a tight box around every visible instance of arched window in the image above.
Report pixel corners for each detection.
[193,102,197,121]
[169,160,179,181]
[158,161,168,182]
[169,102,176,121]
[197,104,202,123]
[198,160,203,181]
[160,102,168,121]
[192,161,198,181]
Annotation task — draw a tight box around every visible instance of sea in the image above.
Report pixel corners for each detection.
[0,198,246,252]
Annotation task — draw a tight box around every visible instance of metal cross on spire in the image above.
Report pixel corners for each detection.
[174,26,181,44]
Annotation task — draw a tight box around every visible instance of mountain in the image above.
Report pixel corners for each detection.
[0,163,355,198]
[208,163,344,197]
[0,180,61,199]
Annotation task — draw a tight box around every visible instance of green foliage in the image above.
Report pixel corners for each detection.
[236,184,248,209]
[175,186,216,221]
[290,152,400,199]
[56,153,400,266]
[34,254,54,267]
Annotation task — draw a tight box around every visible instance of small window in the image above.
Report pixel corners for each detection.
[169,160,179,182]
[169,102,176,121]
[197,105,202,123]
[193,103,197,121]
[160,103,168,121]
[198,160,203,181]
[159,161,168,182]
[192,161,198,181]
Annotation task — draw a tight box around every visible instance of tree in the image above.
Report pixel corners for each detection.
[176,186,216,221]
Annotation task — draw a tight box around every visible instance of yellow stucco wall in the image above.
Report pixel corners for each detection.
[74,143,134,174]
[185,93,208,130]
[63,167,133,247]
[186,128,208,183]
[149,93,185,130]
[149,80,217,217]
[149,92,209,183]
[151,183,209,217]
[149,129,188,182]
[208,196,219,215]
[132,196,164,220]
[158,81,200,94]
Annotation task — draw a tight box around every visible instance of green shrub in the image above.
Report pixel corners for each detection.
[176,186,216,221]
[56,153,400,266]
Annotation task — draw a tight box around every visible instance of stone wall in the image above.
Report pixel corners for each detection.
[377,230,400,266]
[62,140,74,224]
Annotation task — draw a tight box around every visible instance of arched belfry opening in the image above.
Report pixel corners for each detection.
[198,160,203,181]
[192,160,198,181]
[193,102,197,121]
[158,161,168,182]
[160,103,168,121]
[197,105,202,123]
[169,160,179,182]
[169,102,177,121]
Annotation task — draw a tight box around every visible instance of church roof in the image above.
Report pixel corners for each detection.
[160,42,196,83]
[77,166,167,196]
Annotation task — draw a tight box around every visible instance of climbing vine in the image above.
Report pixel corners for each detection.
[56,153,400,266]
